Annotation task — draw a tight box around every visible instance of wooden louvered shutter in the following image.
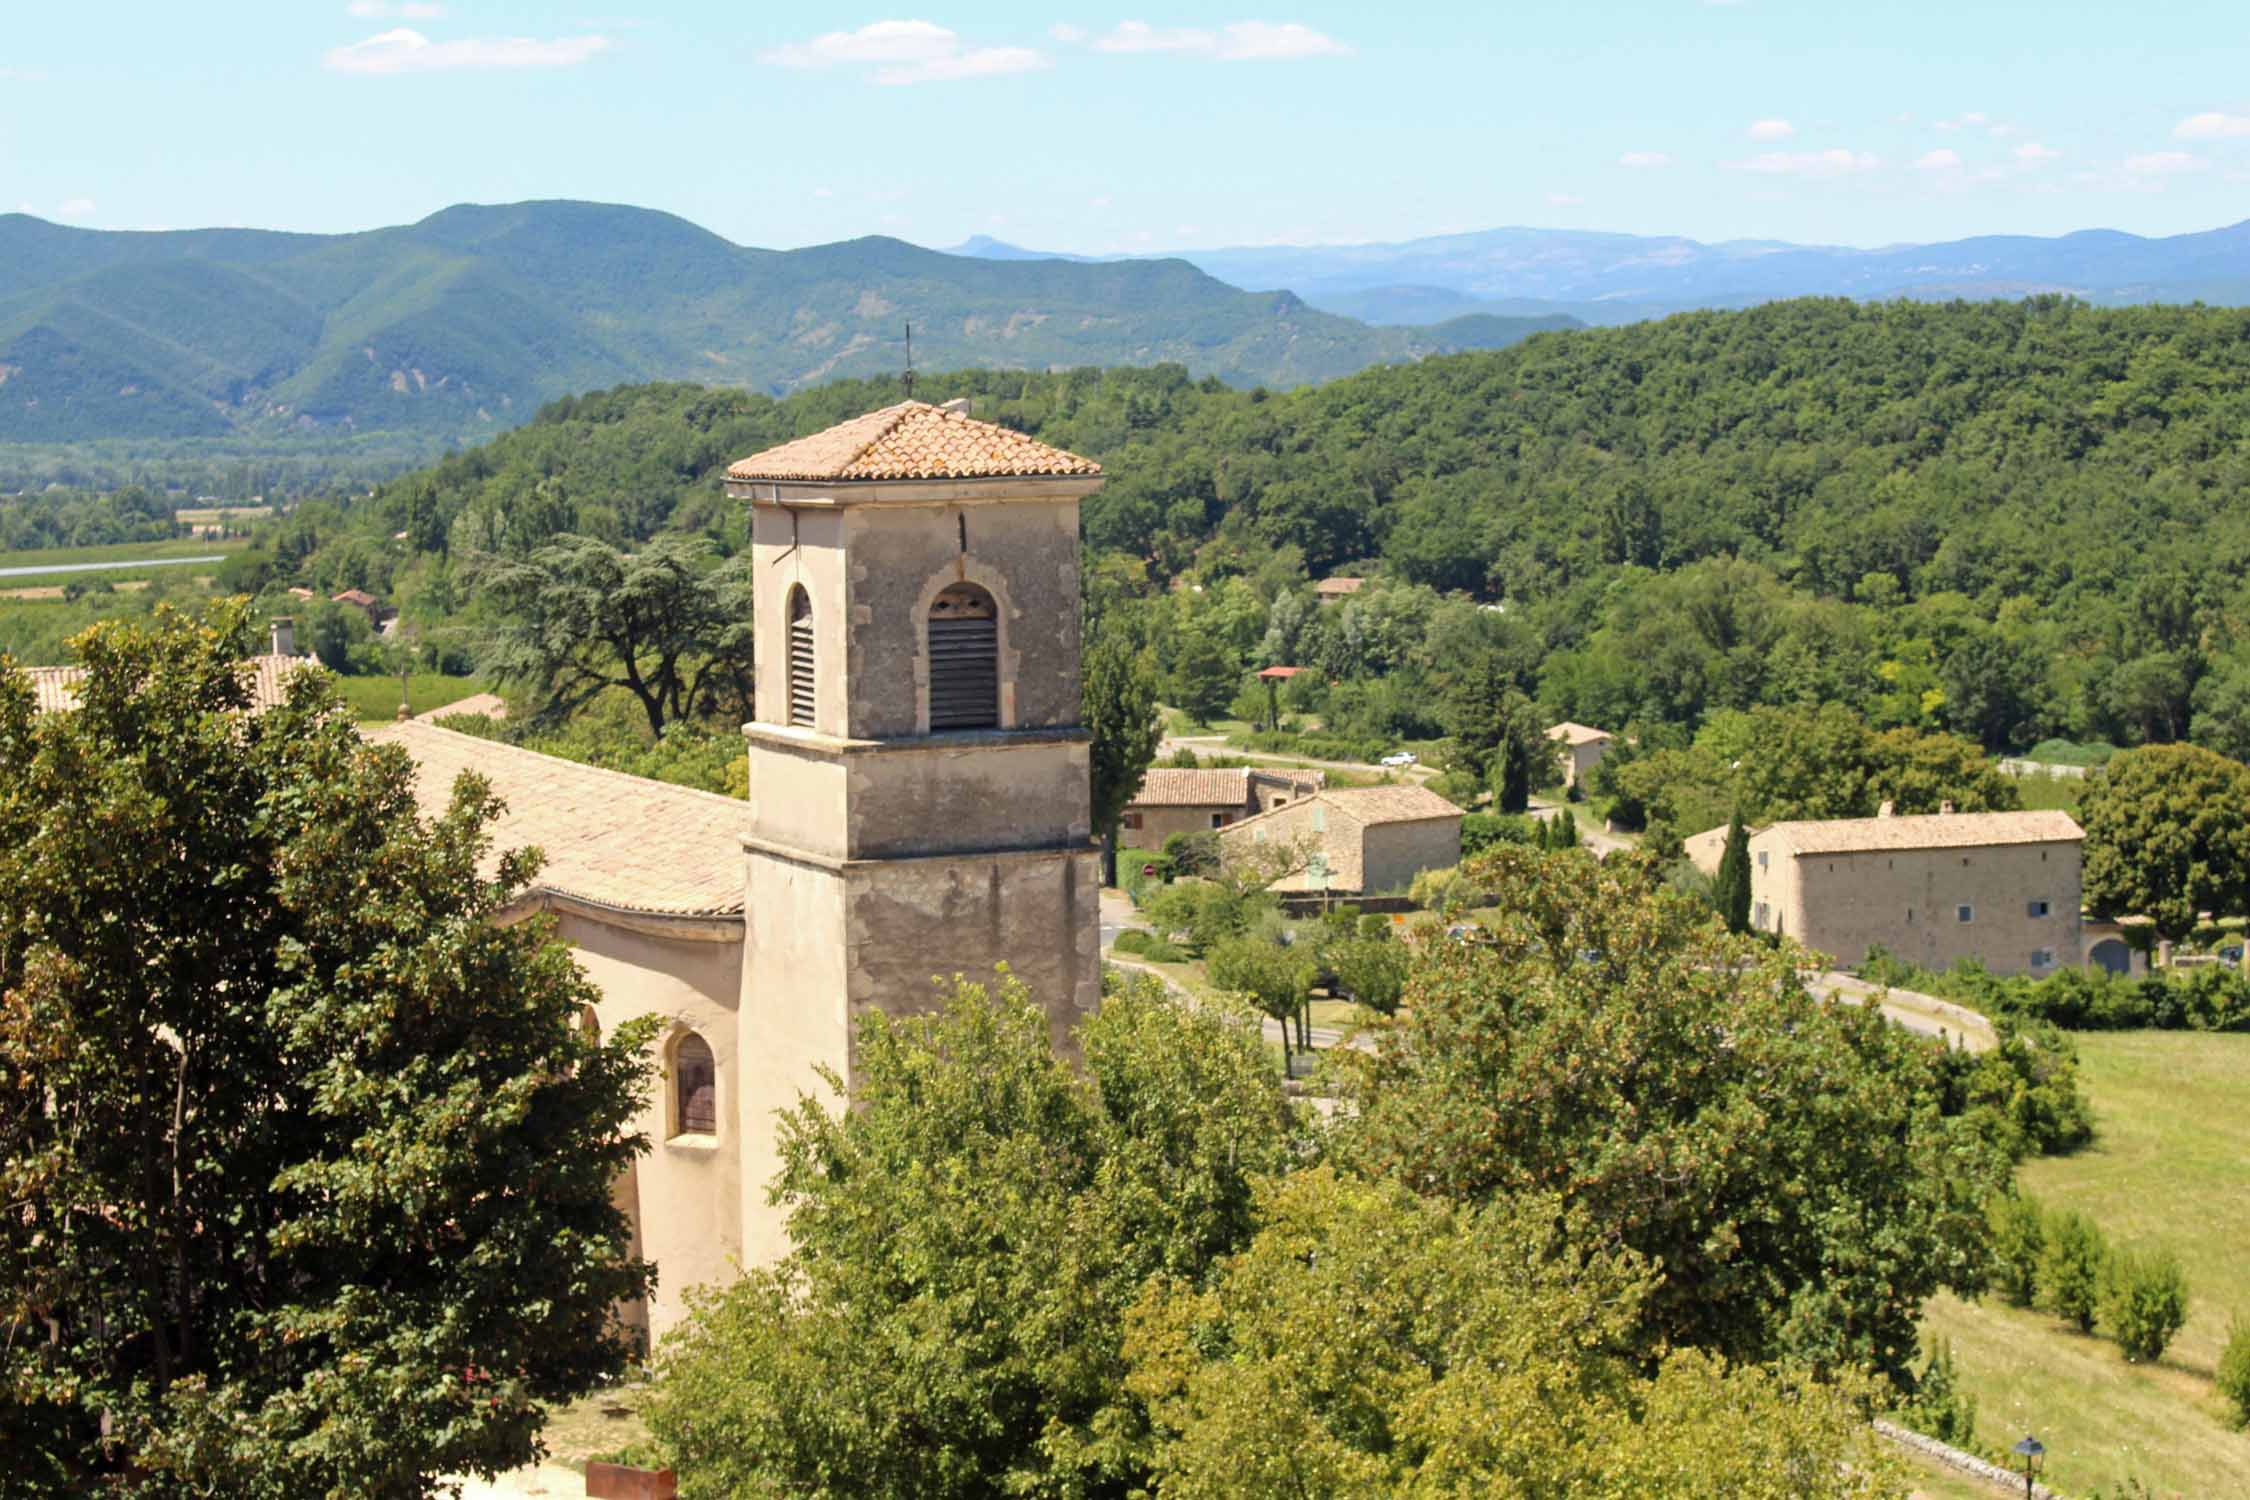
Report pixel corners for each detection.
[676,1034,716,1136]
[928,584,999,730]
[787,587,815,729]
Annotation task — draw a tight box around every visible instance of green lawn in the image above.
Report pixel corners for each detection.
[333,673,488,723]
[0,537,247,572]
[1919,1031,2250,1499]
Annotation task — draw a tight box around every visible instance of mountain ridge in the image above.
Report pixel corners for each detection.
[0,202,1577,448]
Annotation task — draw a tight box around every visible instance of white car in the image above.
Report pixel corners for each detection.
[1379,751,1418,767]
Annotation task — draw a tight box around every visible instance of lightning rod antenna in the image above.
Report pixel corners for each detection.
[903,320,914,400]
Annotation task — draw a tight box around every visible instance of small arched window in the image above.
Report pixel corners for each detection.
[928,583,998,731]
[786,585,815,729]
[674,1032,717,1137]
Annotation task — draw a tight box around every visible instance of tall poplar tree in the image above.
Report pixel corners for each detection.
[1085,629,1163,886]
[1714,810,1753,933]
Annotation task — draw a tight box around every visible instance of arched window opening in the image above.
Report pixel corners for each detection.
[674,1032,717,1137]
[928,583,999,731]
[786,586,815,729]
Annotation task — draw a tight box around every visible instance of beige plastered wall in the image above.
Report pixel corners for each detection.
[1359,817,1464,895]
[551,908,747,1347]
[1751,836,2084,976]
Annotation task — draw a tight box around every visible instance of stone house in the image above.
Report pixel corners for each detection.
[372,400,1106,1339]
[1122,765,1324,843]
[1219,783,1463,896]
[1546,721,1614,790]
[1312,575,1365,606]
[1720,807,2085,976]
[22,619,311,715]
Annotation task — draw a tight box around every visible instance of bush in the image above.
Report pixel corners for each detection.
[1896,1339,1979,1449]
[1460,811,1537,855]
[2038,1210,2108,1334]
[1326,936,1411,1016]
[1987,1194,2045,1308]
[2217,1316,2250,1427]
[1160,830,1220,880]
[1112,929,1151,956]
[1233,728,1394,765]
[2099,1247,2189,1363]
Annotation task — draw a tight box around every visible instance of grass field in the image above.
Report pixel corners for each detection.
[0,537,247,572]
[1919,1031,2250,1499]
[332,673,488,723]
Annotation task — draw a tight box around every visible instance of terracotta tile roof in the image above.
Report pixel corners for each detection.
[726,401,1100,483]
[366,720,756,918]
[1258,665,1306,679]
[1547,721,1612,746]
[1760,809,2083,857]
[1129,767,1255,808]
[332,589,380,608]
[1312,576,1366,596]
[1319,784,1464,826]
[20,654,315,715]
[420,691,508,722]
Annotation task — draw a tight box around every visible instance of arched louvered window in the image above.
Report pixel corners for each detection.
[786,585,815,729]
[674,1032,716,1137]
[927,583,999,730]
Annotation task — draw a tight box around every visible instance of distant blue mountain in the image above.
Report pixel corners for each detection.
[946,220,2250,325]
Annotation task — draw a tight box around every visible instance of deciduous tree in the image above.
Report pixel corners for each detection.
[2079,742,2250,942]
[1084,628,1163,886]
[0,605,654,1497]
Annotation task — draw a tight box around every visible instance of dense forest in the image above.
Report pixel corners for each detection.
[76,296,2250,778]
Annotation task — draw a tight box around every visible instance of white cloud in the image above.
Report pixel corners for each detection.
[2014,142,2061,163]
[0,65,47,81]
[347,0,446,17]
[1724,148,1880,177]
[57,198,96,219]
[1913,148,1962,170]
[2124,150,2200,175]
[1745,118,1794,141]
[1089,193,1113,208]
[1049,22,1087,42]
[1933,111,1987,132]
[812,186,835,198]
[325,27,610,73]
[1090,19,1348,59]
[1618,150,1672,168]
[1546,192,1585,206]
[2175,110,2250,140]
[759,19,1043,84]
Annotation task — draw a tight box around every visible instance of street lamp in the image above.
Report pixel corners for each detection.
[2011,1435,2045,1499]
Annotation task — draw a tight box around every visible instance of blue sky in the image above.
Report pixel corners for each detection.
[5,2,2248,253]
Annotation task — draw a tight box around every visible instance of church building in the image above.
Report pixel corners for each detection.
[377,400,1107,1339]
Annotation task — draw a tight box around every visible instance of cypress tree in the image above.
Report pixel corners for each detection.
[1715,811,1753,934]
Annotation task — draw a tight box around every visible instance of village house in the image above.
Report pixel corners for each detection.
[1122,765,1324,842]
[1546,721,1614,790]
[1691,806,2085,976]
[21,618,310,715]
[1312,575,1365,605]
[1219,783,1464,897]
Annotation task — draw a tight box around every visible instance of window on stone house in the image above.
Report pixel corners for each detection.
[928,583,999,730]
[1122,811,1143,831]
[674,1032,717,1137]
[786,585,815,729]
[2029,899,2051,918]
[1957,904,1975,923]
[2032,948,2057,969]
[1753,901,1770,928]
[1211,813,1227,829]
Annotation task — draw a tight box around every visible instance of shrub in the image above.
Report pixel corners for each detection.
[1987,1193,2045,1307]
[1137,938,1186,963]
[2217,1316,2250,1427]
[2099,1247,2189,1363]
[1160,830,1220,880]
[2038,1210,2108,1334]
[1896,1339,1979,1449]
[1111,929,1151,956]
[1460,811,1537,855]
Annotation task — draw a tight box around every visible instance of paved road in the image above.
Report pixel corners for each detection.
[1158,734,1441,783]
[1806,971,1996,1051]
[1526,795,1636,858]
[0,553,226,578]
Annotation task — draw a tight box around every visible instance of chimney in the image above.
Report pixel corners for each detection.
[1940,800,1956,815]
[1877,800,1895,818]
[270,616,296,658]
[939,397,973,416]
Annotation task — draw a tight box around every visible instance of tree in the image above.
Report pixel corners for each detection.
[1987,1193,2046,1308]
[1325,935,1410,1016]
[1338,846,2006,1382]
[1206,936,1318,1067]
[0,605,654,1496]
[2218,1316,2250,1428]
[644,971,1305,1500]
[1124,1168,1896,1500]
[1478,687,1553,814]
[478,532,754,737]
[2079,743,2250,943]
[2038,1210,2108,1334]
[1168,627,1236,728]
[1085,629,1163,886]
[2100,1247,2189,1363]
[1714,810,1753,934]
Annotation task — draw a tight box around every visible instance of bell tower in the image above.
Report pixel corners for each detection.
[724,400,1104,1261]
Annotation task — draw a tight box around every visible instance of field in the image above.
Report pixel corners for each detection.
[332,673,488,723]
[0,536,247,573]
[1919,1031,2250,1499]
